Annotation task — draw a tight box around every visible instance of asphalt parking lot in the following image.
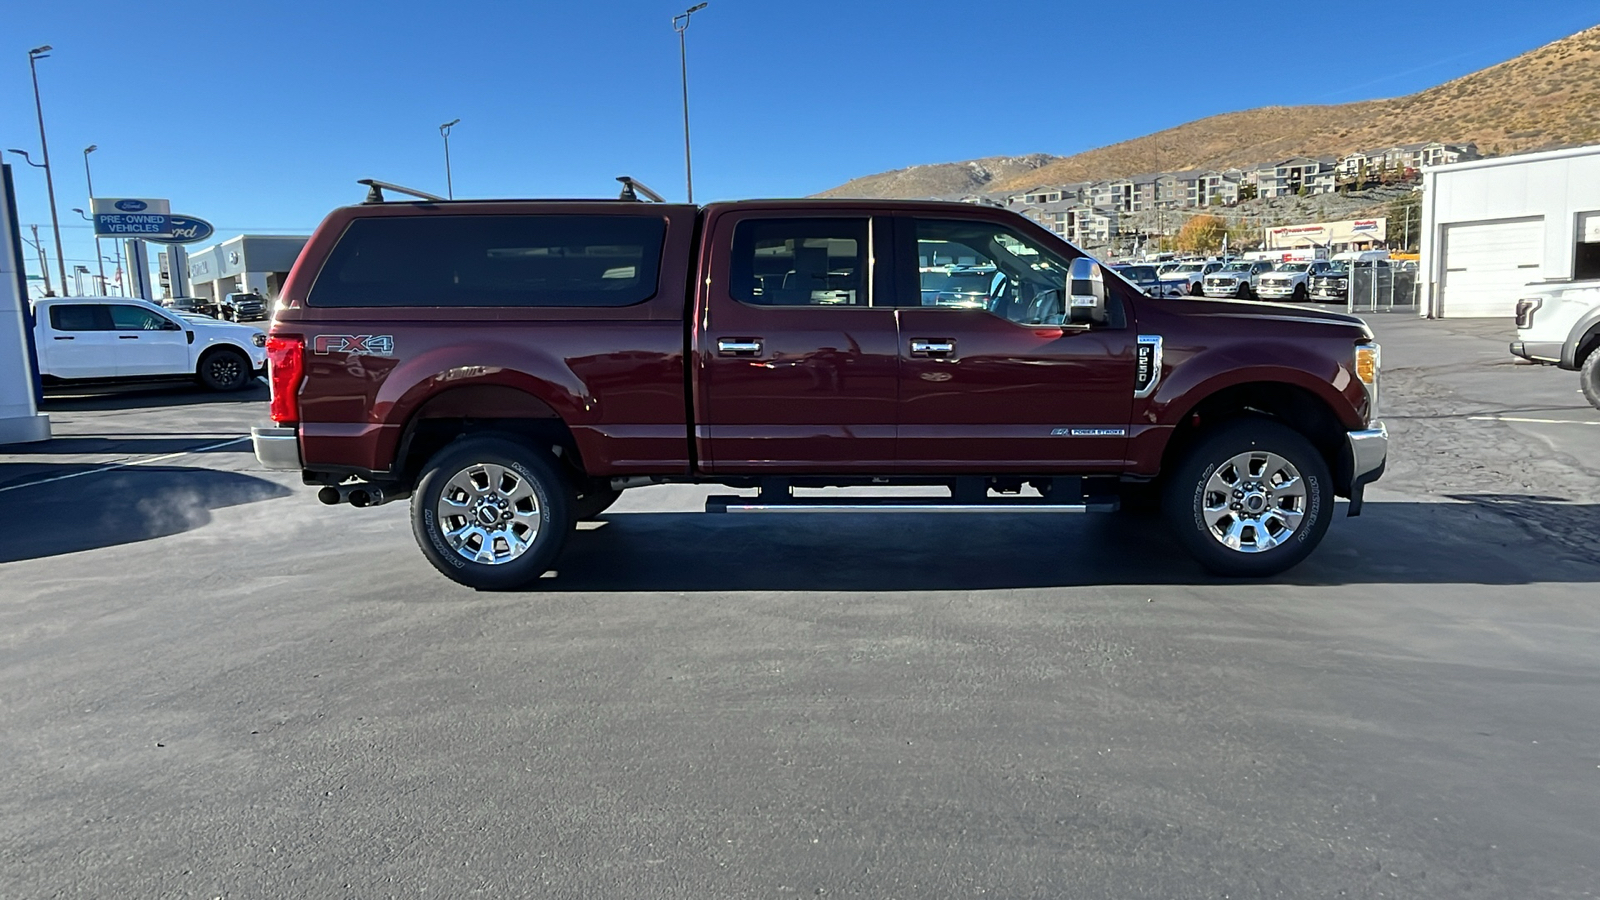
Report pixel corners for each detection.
[2,312,1597,898]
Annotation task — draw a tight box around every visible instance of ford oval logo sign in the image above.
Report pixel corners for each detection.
[144,215,216,245]
[114,199,148,212]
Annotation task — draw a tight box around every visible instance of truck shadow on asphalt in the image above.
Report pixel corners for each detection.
[544,494,1600,591]
[0,464,290,563]
[40,380,268,412]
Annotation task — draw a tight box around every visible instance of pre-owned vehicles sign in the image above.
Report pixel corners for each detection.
[90,198,213,243]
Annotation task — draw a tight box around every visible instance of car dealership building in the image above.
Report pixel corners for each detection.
[1420,144,1600,317]
[186,234,309,307]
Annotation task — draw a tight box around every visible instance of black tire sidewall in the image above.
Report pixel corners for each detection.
[198,349,249,391]
[411,437,571,590]
[1581,352,1600,412]
[1162,419,1333,577]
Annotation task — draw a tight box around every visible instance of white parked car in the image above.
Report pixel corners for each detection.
[1510,280,1600,410]
[32,297,268,391]
[1255,261,1336,301]
[1202,260,1276,299]
[1157,261,1223,297]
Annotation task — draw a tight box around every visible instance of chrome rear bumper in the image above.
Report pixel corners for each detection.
[252,425,302,471]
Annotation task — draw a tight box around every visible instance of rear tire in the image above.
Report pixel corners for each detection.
[411,437,572,589]
[1581,351,1600,412]
[197,348,251,391]
[1162,419,1333,577]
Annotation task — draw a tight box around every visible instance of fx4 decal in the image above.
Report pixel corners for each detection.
[313,334,395,355]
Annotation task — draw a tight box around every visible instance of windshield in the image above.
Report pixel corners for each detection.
[1221,262,1251,273]
[1174,264,1203,274]
[1115,265,1157,281]
[1277,263,1310,273]
[1323,264,1349,276]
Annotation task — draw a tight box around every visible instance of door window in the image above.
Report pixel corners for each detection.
[729,218,869,307]
[107,305,176,331]
[49,304,111,331]
[906,219,1072,325]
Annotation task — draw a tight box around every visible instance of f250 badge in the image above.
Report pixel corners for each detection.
[1134,335,1163,398]
[313,334,395,355]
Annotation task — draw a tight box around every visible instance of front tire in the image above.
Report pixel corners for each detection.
[1162,419,1333,577]
[197,349,251,391]
[411,437,572,589]
[1236,284,1251,300]
[1581,351,1600,412]
[1292,283,1308,302]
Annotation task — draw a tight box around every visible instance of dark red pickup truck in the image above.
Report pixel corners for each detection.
[253,182,1387,587]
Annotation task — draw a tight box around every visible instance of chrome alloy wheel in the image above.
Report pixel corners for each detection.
[1200,451,1307,553]
[435,463,542,565]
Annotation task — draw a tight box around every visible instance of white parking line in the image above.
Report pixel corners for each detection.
[1467,416,1600,426]
[0,436,251,495]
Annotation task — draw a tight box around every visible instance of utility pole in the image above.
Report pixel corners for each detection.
[673,3,708,203]
[27,45,68,292]
[24,224,53,296]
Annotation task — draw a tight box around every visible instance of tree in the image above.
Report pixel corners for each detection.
[1177,214,1227,254]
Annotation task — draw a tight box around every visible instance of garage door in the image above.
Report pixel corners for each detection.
[1439,218,1544,317]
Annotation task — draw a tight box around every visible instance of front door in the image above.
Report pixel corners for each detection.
[106,304,190,376]
[696,214,900,473]
[892,216,1137,472]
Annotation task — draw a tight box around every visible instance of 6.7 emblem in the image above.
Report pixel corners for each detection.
[313,334,395,355]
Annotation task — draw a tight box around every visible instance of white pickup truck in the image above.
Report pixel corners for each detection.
[1255,260,1335,301]
[33,297,268,391]
[1510,280,1600,410]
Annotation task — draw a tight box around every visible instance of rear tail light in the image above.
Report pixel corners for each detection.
[1514,297,1542,329]
[265,334,305,424]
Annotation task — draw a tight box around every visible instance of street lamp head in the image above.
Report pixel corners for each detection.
[442,118,460,128]
[84,144,97,154]
[29,45,52,58]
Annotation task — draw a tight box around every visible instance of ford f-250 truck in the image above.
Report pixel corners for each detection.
[253,180,1388,588]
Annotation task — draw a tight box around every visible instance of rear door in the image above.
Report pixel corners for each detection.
[694,212,899,472]
[40,303,119,378]
[106,304,190,375]
[890,215,1137,472]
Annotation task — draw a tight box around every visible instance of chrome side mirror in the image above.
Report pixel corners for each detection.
[1067,256,1108,326]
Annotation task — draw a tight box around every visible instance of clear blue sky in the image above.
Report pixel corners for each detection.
[4,0,1596,287]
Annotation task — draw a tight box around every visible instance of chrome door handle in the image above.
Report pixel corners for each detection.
[118,335,140,339]
[717,339,762,356]
[910,339,955,357]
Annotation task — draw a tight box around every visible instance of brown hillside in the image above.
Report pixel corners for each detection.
[811,154,1060,200]
[818,23,1600,198]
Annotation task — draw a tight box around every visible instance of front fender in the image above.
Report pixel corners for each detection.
[1148,341,1366,429]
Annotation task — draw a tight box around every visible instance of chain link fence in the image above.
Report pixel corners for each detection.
[1345,263,1418,313]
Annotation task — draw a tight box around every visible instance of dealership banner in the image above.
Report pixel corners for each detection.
[1267,217,1388,249]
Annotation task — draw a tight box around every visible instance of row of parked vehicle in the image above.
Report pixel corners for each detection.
[157,291,269,323]
[1110,252,1401,302]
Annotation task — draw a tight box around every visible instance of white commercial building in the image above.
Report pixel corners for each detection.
[186,234,309,308]
[1420,144,1600,318]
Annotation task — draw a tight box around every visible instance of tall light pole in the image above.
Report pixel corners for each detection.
[81,146,106,294]
[673,3,708,204]
[439,119,460,200]
[27,45,67,292]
